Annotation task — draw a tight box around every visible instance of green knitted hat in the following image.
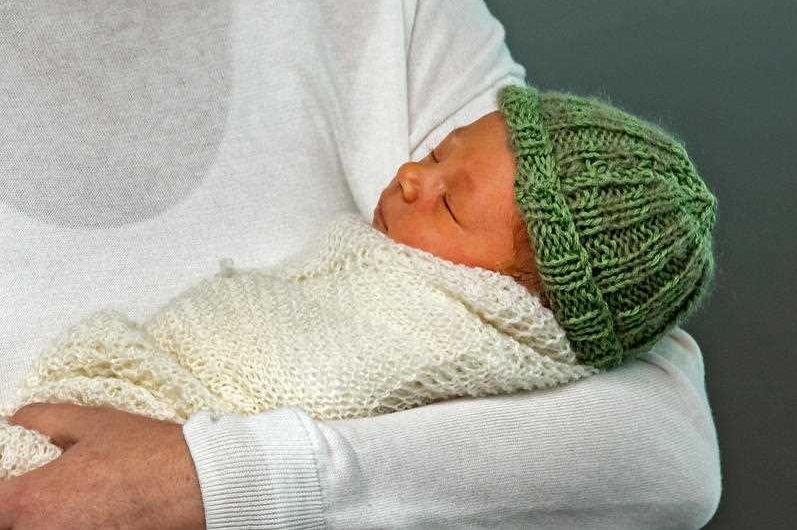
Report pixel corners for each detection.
[497,84,717,369]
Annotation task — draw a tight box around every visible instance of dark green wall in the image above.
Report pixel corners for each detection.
[485,1,797,528]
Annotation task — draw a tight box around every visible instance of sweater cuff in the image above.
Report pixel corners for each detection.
[182,408,327,529]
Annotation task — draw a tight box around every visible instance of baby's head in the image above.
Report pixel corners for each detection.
[372,85,717,369]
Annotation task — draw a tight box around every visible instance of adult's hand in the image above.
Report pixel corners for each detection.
[0,403,206,530]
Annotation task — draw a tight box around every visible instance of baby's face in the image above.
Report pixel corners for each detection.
[373,111,531,274]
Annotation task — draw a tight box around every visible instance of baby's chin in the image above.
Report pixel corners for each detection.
[371,217,388,235]
[371,207,389,235]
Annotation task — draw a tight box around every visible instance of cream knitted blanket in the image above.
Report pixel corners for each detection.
[0,214,598,479]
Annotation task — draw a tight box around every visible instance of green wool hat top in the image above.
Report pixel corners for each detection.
[497,84,717,369]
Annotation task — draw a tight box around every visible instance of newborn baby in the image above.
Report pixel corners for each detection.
[0,85,717,480]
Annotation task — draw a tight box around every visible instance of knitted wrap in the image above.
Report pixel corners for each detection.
[498,85,717,369]
[0,214,597,480]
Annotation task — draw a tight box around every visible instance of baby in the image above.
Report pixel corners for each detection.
[374,84,716,366]
[0,85,716,479]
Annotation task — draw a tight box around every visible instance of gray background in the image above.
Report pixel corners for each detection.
[486,0,796,528]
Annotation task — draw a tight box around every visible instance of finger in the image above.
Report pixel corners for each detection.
[0,440,81,530]
[0,474,21,529]
[7,402,106,450]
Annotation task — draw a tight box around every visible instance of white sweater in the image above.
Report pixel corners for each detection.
[0,1,720,528]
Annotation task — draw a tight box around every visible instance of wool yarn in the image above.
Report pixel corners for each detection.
[0,214,597,480]
[499,85,717,369]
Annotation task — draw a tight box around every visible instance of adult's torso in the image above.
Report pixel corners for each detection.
[0,1,411,403]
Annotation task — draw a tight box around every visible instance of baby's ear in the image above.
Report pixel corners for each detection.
[538,290,551,309]
[506,266,548,306]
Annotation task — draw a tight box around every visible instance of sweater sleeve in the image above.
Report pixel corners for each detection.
[403,0,526,161]
[183,327,721,529]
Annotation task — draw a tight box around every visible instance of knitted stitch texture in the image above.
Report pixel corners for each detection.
[499,85,717,369]
[0,214,597,480]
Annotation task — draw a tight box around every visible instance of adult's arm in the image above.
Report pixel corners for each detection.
[181,3,721,527]
[184,328,720,528]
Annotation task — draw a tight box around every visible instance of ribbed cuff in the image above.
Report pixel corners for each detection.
[182,408,327,529]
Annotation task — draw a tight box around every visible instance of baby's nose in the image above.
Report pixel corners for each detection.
[396,162,424,202]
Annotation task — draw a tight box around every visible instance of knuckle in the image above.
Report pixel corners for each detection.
[9,402,43,424]
[8,402,70,427]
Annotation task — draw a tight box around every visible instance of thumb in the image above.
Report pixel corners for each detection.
[7,402,104,450]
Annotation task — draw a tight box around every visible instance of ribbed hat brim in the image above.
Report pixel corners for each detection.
[499,84,623,368]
